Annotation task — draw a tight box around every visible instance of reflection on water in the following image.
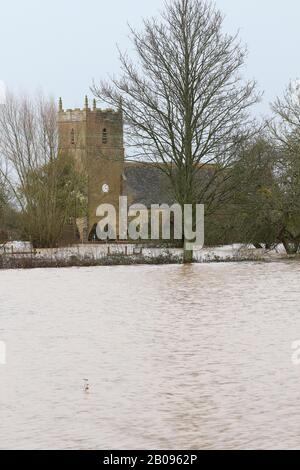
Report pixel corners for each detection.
[1,262,300,449]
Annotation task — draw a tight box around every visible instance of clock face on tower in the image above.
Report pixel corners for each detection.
[102,183,110,194]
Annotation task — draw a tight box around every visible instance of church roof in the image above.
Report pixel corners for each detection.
[123,163,174,206]
[123,162,215,207]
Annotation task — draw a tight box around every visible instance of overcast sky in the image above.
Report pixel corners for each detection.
[0,0,299,115]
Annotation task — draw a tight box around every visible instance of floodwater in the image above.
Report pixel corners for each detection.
[1,262,300,450]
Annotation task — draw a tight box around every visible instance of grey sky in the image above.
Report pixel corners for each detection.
[0,0,299,115]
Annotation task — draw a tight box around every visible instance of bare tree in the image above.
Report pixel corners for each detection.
[270,80,300,147]
[268,81,300,254]
[92,0,259,261]
[0,161,7,230]
[0,92,57,205]
[0,92,86,247]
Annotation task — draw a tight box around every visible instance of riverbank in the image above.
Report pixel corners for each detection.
[0,243,291,270]
[0,253,183,269]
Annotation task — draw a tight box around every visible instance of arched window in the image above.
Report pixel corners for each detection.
[102,128,108,144]
[71,128,75,145]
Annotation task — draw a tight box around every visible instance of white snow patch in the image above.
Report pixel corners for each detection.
[0,241,32,252]
[0,242,287,262]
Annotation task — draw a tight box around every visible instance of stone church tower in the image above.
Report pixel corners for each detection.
[58,96,124,241]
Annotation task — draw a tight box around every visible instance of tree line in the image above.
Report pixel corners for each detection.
[1,0,300,259]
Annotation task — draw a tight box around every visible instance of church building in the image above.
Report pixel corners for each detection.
[58,96,174,242]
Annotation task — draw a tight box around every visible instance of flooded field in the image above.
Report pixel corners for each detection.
[1,262,300,449]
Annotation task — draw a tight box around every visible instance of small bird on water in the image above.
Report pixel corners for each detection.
[83,379,90,392]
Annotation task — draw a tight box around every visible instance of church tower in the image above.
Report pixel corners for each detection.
[58,96,124,241]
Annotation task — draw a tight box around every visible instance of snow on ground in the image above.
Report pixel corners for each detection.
[0,242,288,262]
[35,244,183,261]
[193,244,285,262]
[0,241,32,252]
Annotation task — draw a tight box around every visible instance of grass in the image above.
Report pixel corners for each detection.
[0,253,183,270]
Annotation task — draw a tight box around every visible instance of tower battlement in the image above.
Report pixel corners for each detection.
[58,96,122,121]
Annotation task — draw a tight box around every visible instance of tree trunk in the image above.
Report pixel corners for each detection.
[183,238,193,264]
